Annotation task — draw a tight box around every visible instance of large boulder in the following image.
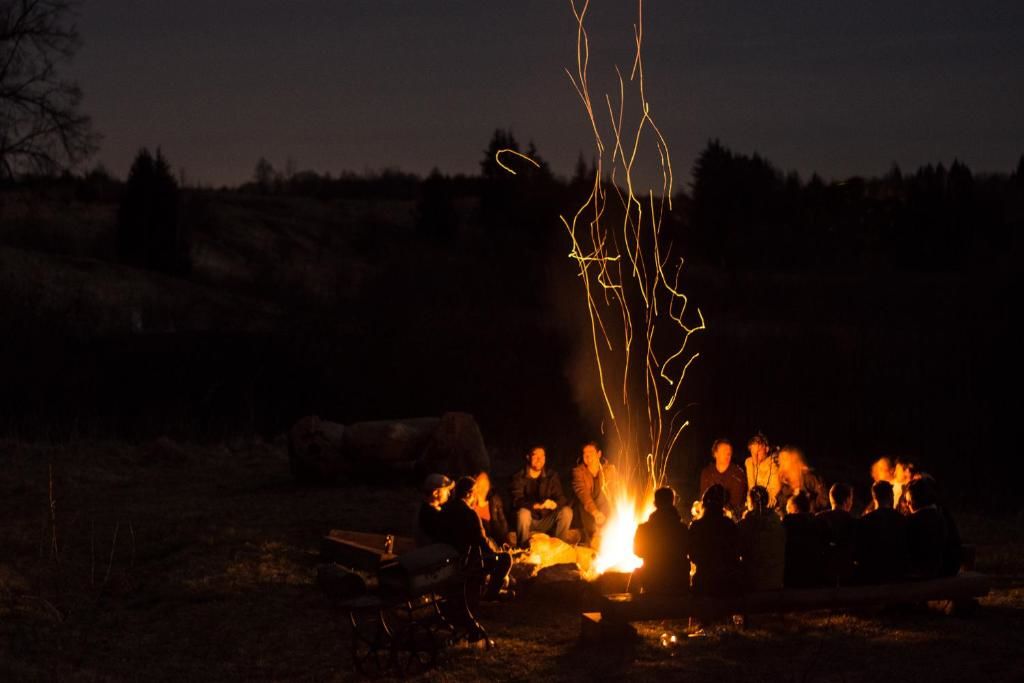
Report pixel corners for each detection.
[287,416,347,483]
[343,417,439,478]
[417,412,489,478]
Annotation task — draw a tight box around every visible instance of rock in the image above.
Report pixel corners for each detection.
[343,417,439,478]
[288,416,346,483]
[417,412,489,478]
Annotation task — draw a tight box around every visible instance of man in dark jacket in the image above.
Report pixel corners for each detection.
[633,487,689,594]
[699,439,748,517]
[688,484,740,596]
[783,491,828,588]
[510,446,573,546]
[855,480,908,583]
[817,482,858,586]
[438,477,512,600]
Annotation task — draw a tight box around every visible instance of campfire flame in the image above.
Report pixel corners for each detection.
[592,484,653,575]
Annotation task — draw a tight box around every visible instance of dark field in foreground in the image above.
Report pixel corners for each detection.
[1,438,1022,682]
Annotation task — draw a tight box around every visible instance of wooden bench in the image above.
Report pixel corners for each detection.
[581,571,993,642]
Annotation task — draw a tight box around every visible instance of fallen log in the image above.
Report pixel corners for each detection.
[584,571,992,642]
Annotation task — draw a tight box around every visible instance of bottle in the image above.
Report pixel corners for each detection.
[384,534,395,555]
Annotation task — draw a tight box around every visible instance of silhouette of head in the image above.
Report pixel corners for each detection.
[906,477,937,511]
[653,487,675,510]
[454,476,476,503]
[871,480,894,509]
[701,484,727,515]
[786,491,811,514]
[829,482,853,511]
[747,485,770,514]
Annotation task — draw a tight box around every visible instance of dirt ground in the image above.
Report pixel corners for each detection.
[1,437,1022,682]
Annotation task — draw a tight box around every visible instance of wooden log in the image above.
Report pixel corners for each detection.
[288,415,347,483]
[599,572,992,624]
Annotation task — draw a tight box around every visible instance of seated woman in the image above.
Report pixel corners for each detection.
[633,487,689,594]
[737,486,786,592]
[688,484,740,597]
[471,471,510,546]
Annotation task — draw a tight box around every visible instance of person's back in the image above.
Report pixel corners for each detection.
[906,506,946,579]
[781,491,827,588]
[633,488,689,594]
[689,485,740,596]
[939,505,962,577]
[438,494,492,556]
[817,483,858,586]
[737,509,785,592]
[904,477,950,579]
[856,507,908,582]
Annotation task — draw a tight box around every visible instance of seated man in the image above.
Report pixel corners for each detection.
[510,446,572,546]
[415,473,453,546]
[572,441,615,545]
[688,484,740,597]
[863,457,895,514]
[737,485,786,592]
[855,480,908,583]
[744,433,781,507]
[633,487,689,594]
[817,482,858,586]
[438,477,512,601]
[470,472,510,545]
[699,439,748,518]
[782,491,828,588]
[905,477,949,579]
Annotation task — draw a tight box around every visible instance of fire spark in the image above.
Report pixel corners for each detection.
[562,0,705,579]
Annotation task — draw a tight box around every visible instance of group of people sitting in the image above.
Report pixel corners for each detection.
[635,435,963,596]
[414,441,618,600]
[411,433,962,602]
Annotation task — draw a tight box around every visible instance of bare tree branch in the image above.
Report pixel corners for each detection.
[0,0,98,178]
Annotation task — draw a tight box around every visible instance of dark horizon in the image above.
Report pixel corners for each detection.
[69,1,1024,187]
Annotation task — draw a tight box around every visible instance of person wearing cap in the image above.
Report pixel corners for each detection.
[438,476,512,601]
[744,433,781,507]
[414,473,453,547]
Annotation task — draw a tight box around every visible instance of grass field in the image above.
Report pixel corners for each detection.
[1,437,1022,682]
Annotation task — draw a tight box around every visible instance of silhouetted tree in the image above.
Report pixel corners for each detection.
[117,148,188,274]
[416,168,458,244]
[0,0,98,178]
[253,157,275,194]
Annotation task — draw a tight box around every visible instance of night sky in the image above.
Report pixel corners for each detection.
[71,0,1024,187]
